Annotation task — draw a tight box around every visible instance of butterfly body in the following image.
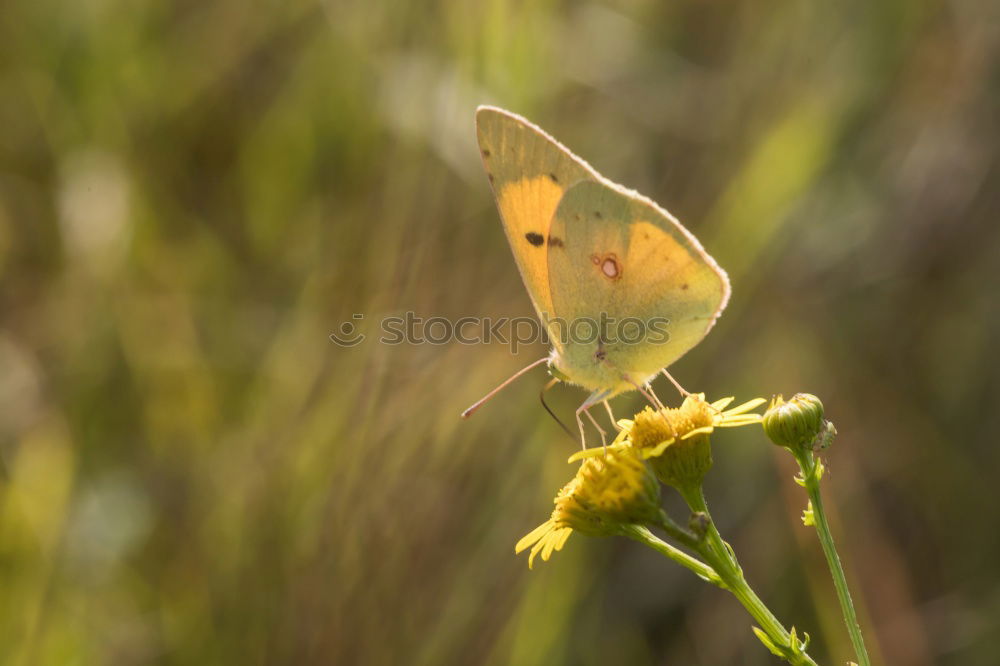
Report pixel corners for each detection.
[475,106,729,411]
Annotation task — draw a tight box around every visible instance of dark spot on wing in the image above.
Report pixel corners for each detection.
[487,173,494,183]
[589,253,622,280]
[600,256,621,279]
[482,149,491,158]
[682,283,689,290]
[573,213,581,221]
[525,232,545,247]
[547,236,564,248]
[642,232,650,240]
[548,172,559,183]
[594,211,603,219]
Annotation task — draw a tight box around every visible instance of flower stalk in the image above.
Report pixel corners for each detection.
[514,392,867,665]
[794,447,871,666]
[765,394,872,666]
[680,485,817,666]
[619,524,721,587]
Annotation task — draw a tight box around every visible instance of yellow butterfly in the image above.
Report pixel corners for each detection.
[463,106,729,445]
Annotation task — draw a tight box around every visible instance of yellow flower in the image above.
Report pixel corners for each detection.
[515,446,662,568]
[517,395,766,568]
[574,394,766,490]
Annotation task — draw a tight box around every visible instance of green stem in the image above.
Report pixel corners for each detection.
[680,485,818,666]
[654,509,703,551]
[619,524,721,587]
[796,451,871,666]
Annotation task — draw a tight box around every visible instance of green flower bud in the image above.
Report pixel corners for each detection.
[650,432,713,491]
[762,393,826,452]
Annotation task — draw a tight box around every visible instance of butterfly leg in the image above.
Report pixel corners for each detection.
[597,355,664,411]
[583,408,608,451]
[644,382,666,410]
[621,372,664,411]
[602,399,622,431]
[661,369,690,398]
[575,389,612,450]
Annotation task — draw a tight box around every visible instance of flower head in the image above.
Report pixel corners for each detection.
[616,394,766,489]
[515,446,662,568]
[516,394,766,567]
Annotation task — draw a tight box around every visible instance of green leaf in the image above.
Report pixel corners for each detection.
[752,626,786,658]
[802,501,815,526]
[789,627,810,654]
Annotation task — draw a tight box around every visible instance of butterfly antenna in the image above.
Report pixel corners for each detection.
[461,356,549,419]
[540,377,576,441]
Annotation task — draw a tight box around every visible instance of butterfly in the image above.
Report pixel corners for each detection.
[463,106,730,446]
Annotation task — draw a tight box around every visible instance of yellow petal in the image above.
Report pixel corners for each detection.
[528,538,547,569]
[554,527,572,551]
[541,533,559,561]
[516,521,554,554]
[724,398,767,416]
[679,425,716,439]
[718,415,763,427]
[640,437,677,458]
[711,396,736,411]
[567,442,628,463]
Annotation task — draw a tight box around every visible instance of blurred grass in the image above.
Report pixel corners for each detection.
[1,0,998,663]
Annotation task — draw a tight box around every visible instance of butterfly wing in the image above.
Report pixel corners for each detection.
[545,179,730,393]
[476,107,601,346]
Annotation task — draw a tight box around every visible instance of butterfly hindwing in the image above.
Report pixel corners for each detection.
[545,179,730,393]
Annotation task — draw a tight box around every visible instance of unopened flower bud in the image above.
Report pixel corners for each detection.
[762,393,826,452]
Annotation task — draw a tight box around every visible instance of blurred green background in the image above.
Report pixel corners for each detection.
[1,0,998,663]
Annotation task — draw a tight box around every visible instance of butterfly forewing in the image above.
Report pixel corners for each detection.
[475,107,601,346]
